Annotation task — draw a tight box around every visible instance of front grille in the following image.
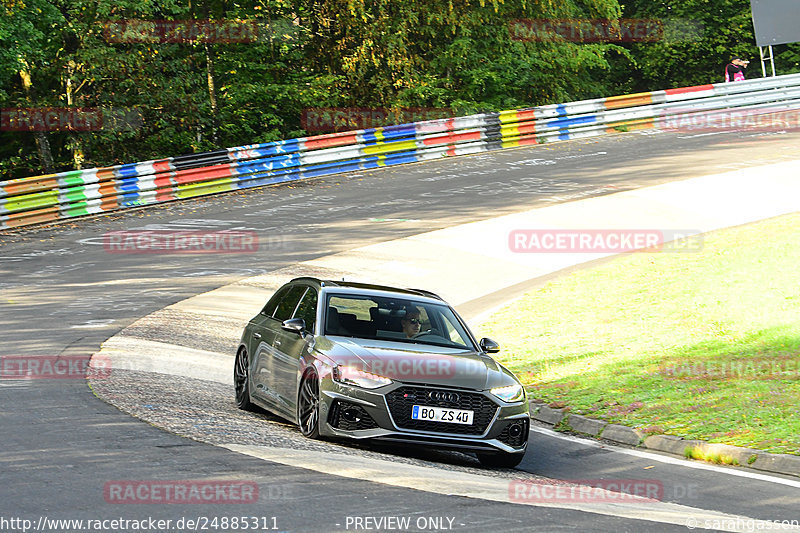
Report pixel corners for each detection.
[385,386,498,435]
[498,418,529,447]
[327,400,379,431]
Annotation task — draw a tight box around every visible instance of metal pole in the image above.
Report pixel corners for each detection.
[769,45,776,77]
[760,46,767,78]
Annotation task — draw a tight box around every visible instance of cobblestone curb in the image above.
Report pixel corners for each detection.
[601,424,644,447]
[530,402,567,426]
[528,400,800,478]
[565,414,606,438]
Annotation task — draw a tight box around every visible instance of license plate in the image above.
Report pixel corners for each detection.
[411,405,474,425]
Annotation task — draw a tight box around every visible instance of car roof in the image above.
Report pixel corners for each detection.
[289,277,444,302]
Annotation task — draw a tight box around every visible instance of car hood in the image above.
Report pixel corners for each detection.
[322,336,518,390]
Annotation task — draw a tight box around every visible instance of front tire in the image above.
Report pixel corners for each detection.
[234,347,255,411]
[477,452,525,469]
[298,369,321,439]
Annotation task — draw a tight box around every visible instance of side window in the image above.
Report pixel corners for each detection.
[273,285,307,321]
[329,296,376,320]
[293,288,318,332]
[441,315,462,344]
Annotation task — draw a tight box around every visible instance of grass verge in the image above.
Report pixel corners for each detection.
[479,213,800,455]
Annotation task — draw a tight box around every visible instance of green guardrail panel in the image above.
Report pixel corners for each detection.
[175,177,235,199]
[3,189,60,214]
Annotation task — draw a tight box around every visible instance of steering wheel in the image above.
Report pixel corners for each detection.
[413,329,445,339]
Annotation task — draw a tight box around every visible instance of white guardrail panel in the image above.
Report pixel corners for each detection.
[3,72,800,229]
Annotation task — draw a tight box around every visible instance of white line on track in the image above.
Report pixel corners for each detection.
[677,131,732,138]
[530,426,800,489]
[222,443,798,532]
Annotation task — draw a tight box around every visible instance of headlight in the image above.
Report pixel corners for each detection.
[491,384,524,403]
[333,365,392,389]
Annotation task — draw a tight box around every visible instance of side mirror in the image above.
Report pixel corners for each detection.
[281,318,306,335]
[479,337,500,353]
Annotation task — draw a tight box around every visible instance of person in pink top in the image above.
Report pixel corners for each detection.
[725,57,749,82]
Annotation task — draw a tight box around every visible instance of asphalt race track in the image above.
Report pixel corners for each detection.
[2,127,800,532]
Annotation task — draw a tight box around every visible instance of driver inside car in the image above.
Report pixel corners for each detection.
[401,307,423,338]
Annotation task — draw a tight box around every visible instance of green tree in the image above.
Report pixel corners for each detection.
[613,0,800,92]
[0,0,68,175]
[15,0,754,179]
[298,0,629,112]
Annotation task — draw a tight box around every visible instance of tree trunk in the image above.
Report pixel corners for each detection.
[65,60,85,170]
[200,0,220,147]
[204,40,220,147]
[19,68,56,174]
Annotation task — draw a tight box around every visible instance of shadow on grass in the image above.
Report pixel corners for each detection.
[525,327,800,454]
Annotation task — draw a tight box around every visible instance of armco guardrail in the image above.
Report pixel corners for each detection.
[3,73,800,230]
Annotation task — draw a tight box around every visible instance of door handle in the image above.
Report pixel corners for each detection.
[253,332,261,339]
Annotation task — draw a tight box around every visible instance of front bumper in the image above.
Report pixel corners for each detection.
[319,380,530,454]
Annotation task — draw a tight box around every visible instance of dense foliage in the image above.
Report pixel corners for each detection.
[1,0,798,179]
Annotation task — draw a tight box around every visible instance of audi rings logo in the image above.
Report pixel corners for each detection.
[428,391,460,404]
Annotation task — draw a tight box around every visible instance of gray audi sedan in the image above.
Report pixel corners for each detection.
[235,277,530,467]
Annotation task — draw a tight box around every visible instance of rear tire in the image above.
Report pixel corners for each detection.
[477,452,525,469]
[234,347,255,411]
[298,369,321,439]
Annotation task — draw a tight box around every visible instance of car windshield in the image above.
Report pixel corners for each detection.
[324,294,475,350]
